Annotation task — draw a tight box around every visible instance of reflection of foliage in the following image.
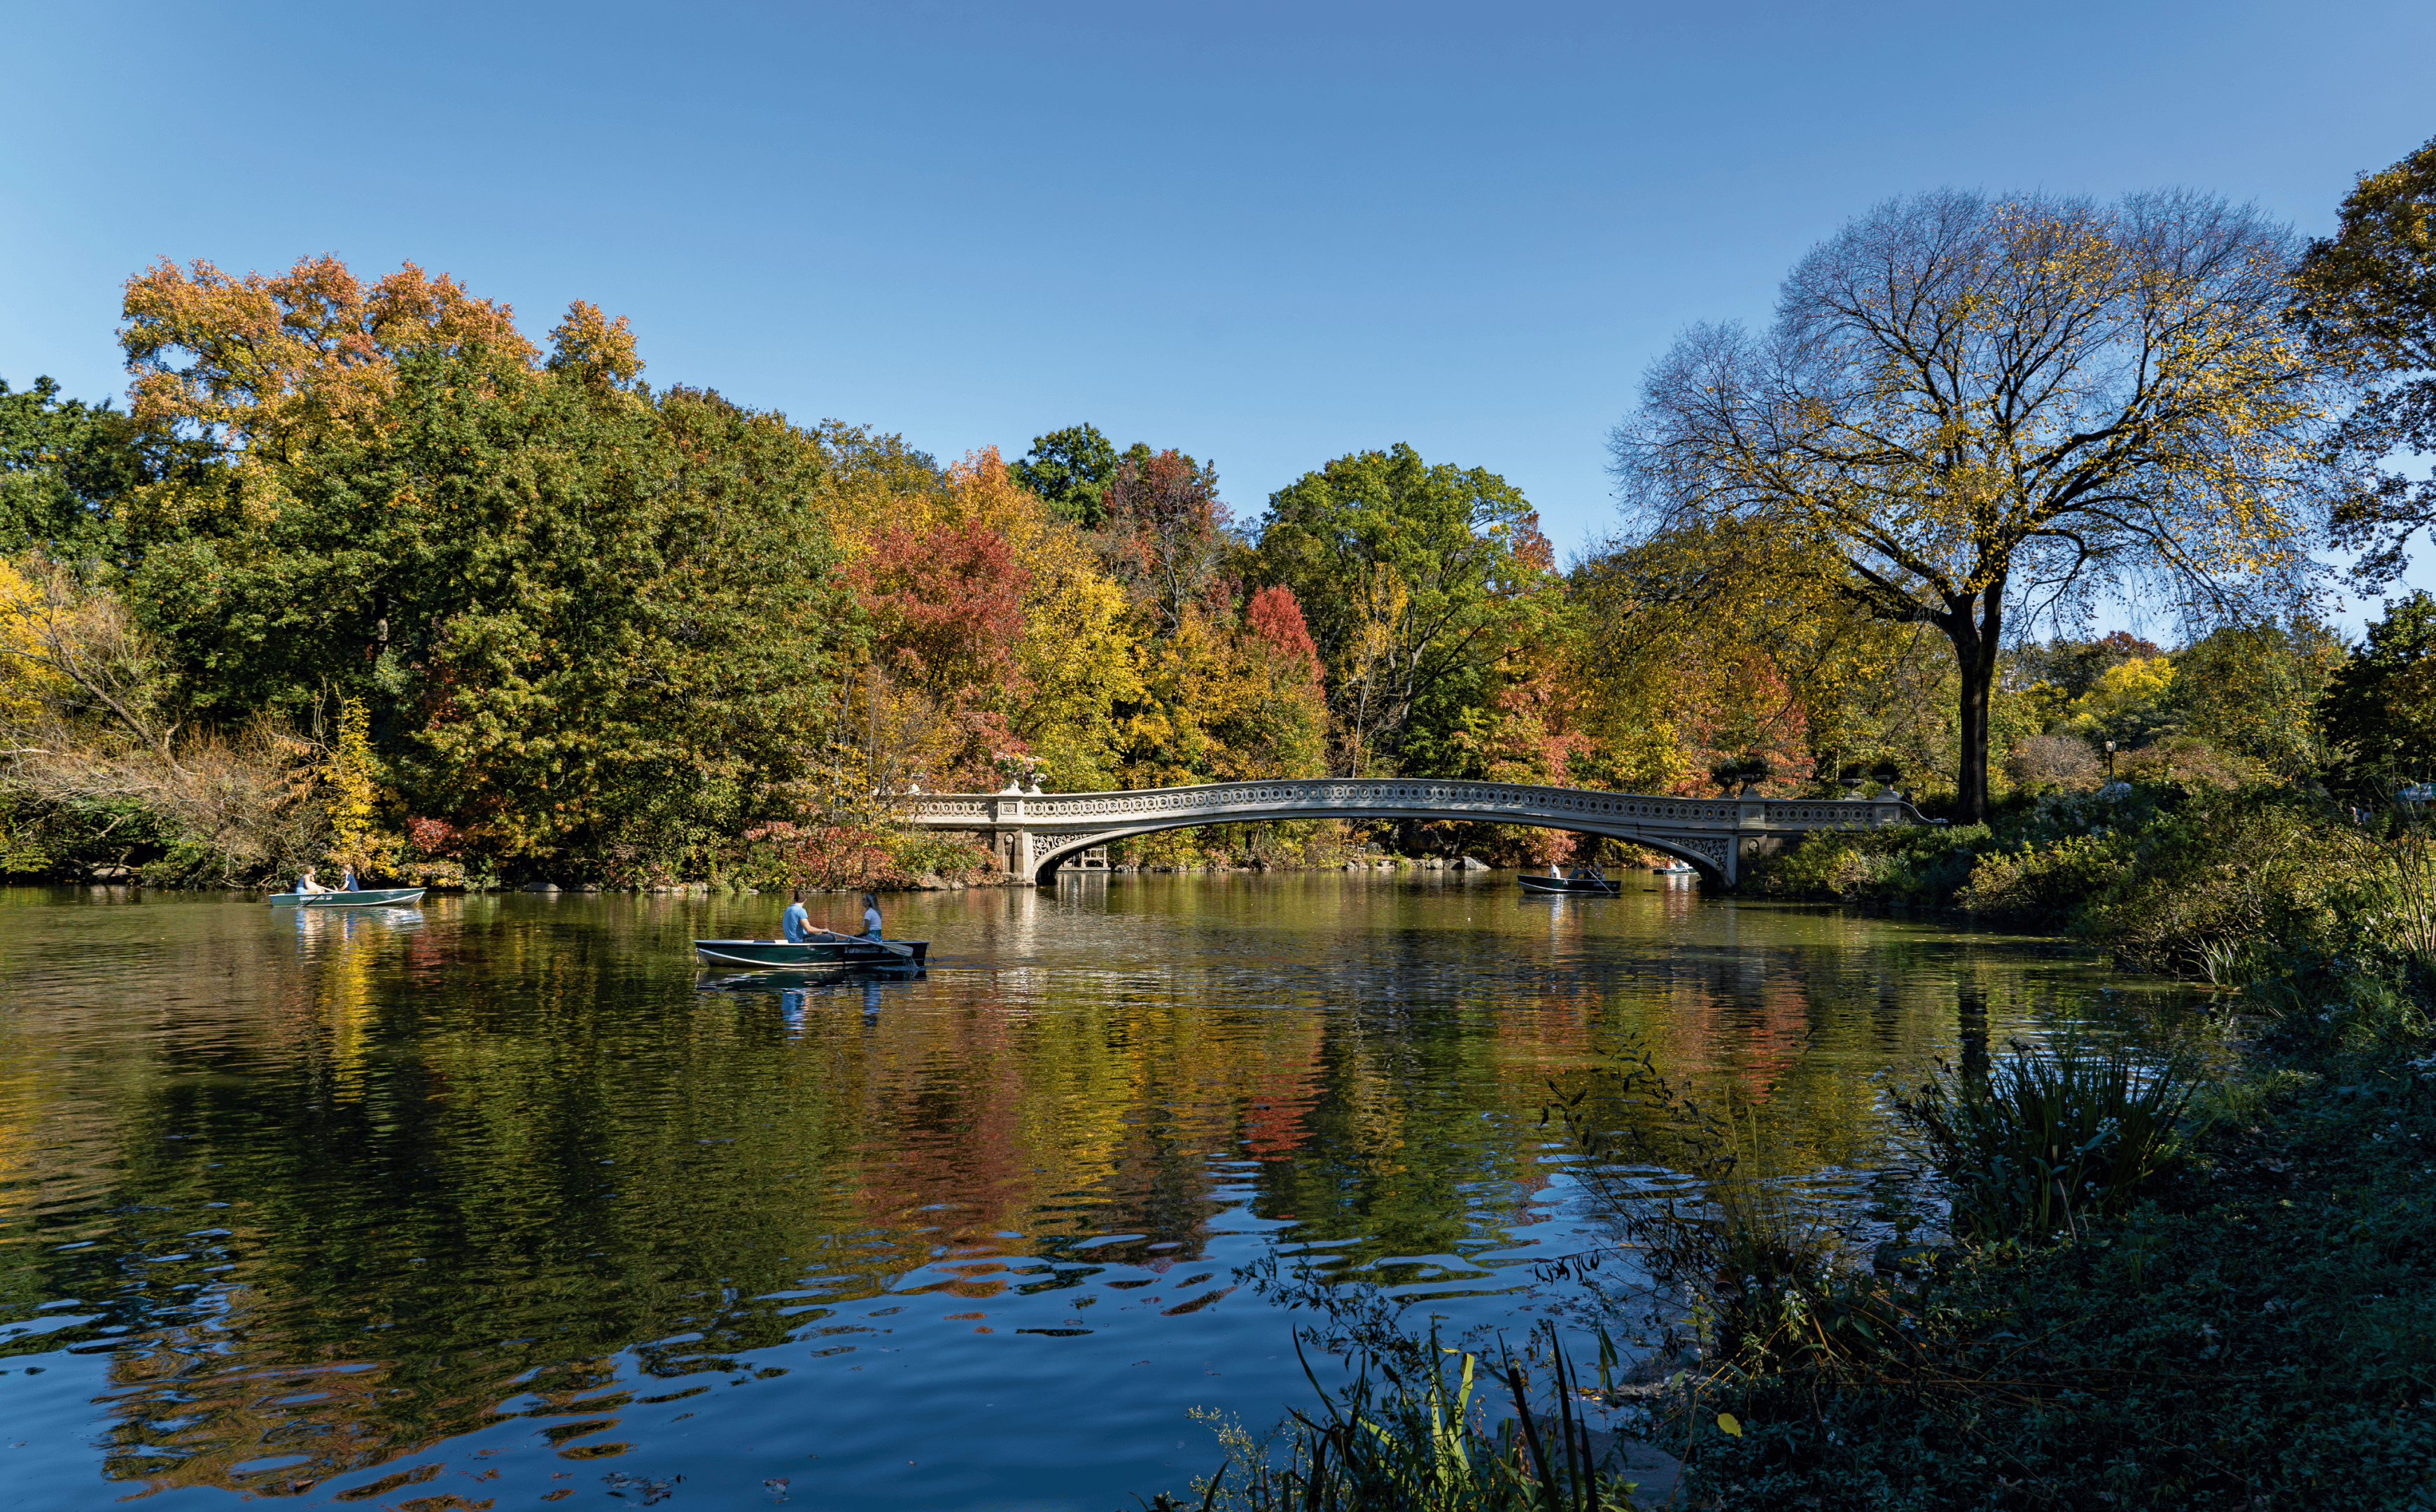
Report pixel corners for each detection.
[1543,1054,1867,1373]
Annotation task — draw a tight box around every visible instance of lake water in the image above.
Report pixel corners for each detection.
[0,874,2199,1510]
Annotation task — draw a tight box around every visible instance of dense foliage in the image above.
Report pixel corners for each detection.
[2,153,2433,904]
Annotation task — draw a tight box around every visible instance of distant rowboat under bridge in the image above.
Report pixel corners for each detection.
[898,778,1926,887]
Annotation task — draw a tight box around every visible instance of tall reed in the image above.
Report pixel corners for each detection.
[1156,1325,1642,1512]
[1892,1040,2196,1242]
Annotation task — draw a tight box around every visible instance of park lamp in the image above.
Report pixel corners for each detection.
[2104,739,2117,780]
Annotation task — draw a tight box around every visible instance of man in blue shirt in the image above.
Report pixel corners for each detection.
[781,889,813,944]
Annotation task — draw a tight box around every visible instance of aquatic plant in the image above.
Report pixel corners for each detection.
[1892,1040,2197,1242]
[1154,1325,1641,1512]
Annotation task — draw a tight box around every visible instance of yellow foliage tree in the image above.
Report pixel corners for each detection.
[1613,190,2331,818]
[323,695,377,866]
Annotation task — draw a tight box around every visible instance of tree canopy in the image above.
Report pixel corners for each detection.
[2294,133,2436,589]
[1611,189,2332,818]
[2320,591,2436,785]
[1011,424,1119,528]
[1254,443,1547,778]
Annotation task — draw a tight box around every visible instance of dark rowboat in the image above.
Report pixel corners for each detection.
[268,888,427,906]
[694,937,930,969]
[1518,874,1621,897]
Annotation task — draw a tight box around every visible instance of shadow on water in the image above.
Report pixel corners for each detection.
[0,875,2203,1509]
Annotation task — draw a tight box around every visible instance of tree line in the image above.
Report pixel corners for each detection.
[2,130,2433,886]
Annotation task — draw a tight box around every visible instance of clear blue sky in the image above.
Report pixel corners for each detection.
[5,0,2431,613]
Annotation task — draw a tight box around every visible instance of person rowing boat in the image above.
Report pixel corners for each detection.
[766,890,911,958]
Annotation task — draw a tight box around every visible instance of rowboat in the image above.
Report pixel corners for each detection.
[1651,861,1698,875]
[693,937,931,969]
[267,888,427,906]
[1518,873,1620,897]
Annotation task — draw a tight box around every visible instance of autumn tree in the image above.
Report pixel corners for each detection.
[1099,447,1231,633]
[1611,190,2331,819]
[838,447,1142,793]
[115,255,853,865]
[1255,443,1546,777]
[2292,133,2436,588]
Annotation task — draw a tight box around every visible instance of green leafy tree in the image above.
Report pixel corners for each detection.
[2169,621,2344,776]
[1612,190,2331,820]
[1010,423,1119,528]
[0,377,151,556]
[2320,592,2436,785]
[128,340,853,864]
[1254,443,1545,776]
[2293,133,2436,587]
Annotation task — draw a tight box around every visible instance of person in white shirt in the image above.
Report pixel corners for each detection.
[860,892,883,940]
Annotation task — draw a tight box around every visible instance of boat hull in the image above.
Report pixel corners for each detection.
[693,938,930,969]
[268,888,427,906]
[1517,876,1621,896]
[698,967,928,990]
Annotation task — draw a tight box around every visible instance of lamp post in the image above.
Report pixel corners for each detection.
[2104,739,2117,781]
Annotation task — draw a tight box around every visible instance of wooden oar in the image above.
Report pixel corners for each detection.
[810,926,914,959]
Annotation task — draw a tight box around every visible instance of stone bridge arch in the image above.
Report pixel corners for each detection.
[900,778,1924,887]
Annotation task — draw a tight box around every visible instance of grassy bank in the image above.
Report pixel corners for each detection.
[1682,979,2436,1509]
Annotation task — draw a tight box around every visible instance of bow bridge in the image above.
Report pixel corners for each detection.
[901,778,1924,886]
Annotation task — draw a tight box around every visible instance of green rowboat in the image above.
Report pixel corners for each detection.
[267,888,427,906]
[694,937,929,969]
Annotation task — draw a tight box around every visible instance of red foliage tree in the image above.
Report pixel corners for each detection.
[1243,584,1321,679]
[854,522,1031,699]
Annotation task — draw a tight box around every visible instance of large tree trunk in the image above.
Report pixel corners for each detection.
[1941,589,2005,822]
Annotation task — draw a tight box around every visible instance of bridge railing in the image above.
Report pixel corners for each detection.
[901,778,1921,831]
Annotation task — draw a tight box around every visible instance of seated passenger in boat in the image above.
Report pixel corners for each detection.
[295,867,327,895]
[860,892,883,940]
[781,889,813,944]
[338,867,359,892]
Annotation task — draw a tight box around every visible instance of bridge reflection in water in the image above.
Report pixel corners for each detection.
[902,778,1926,885]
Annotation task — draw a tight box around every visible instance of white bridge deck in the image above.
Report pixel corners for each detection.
[901,778,1923,886]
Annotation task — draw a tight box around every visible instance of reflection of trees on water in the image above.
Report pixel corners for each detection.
[0,887,2183,1499]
